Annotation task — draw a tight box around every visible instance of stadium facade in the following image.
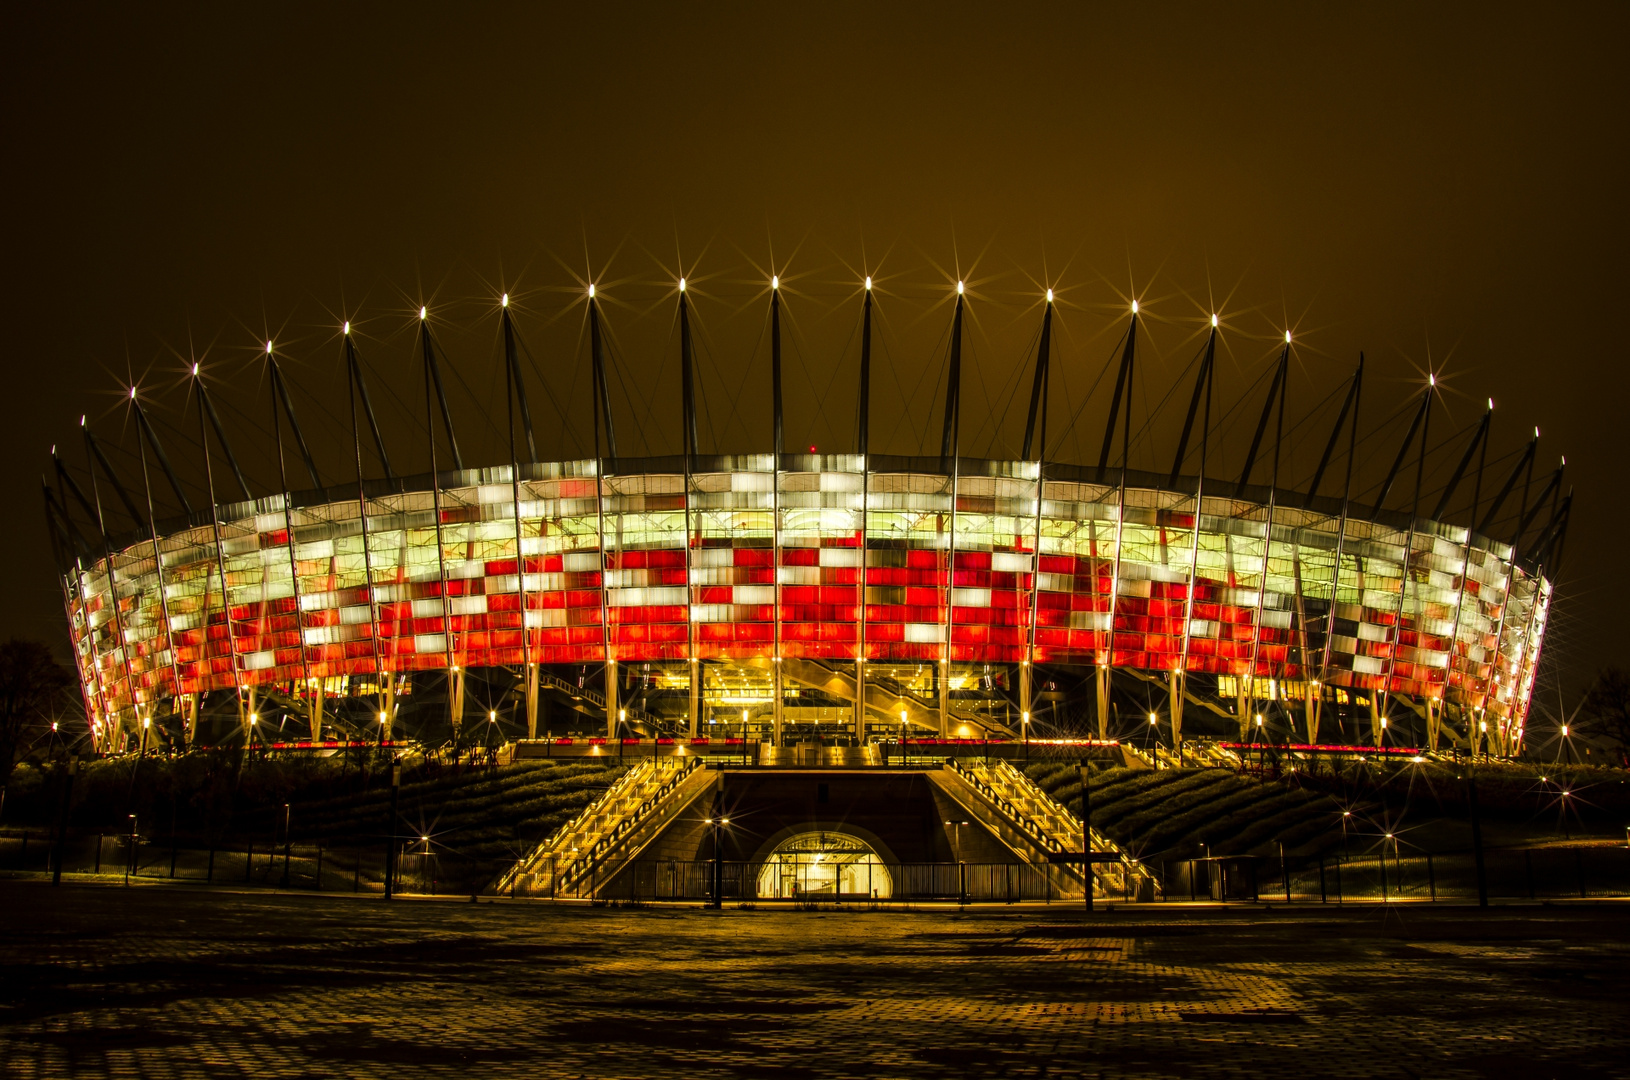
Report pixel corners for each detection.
[42,282,1568,761]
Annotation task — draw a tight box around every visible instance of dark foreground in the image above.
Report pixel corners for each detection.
[2,883,1628,1079]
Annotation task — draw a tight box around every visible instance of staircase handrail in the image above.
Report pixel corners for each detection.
[945,760,1067,855]
[986,760,1160,896]
[538,671,665,731]
[559,757,706,891]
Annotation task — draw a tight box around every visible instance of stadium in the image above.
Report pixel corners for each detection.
[36,275,1570,900]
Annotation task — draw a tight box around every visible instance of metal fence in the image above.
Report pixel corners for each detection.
[5,831,1627,903]
[0,831,507,896]
[520,857,1082,903]
[1160,846,1630,903]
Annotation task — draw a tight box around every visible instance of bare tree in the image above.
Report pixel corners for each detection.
[0,639,74,782]
[1580,666,1630,767]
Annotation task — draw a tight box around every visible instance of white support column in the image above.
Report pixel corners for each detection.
[1019,662,1032,726]
[940,470,954,743]
[1168,668,1184,756]
[854,660,866,744]
[1242,495,1277,743]
[772,458,783,745]
[1292,550,1316,745]
[525,662,539,740]
[1100,477,1128,742]
[856,457,869,746]
[772,660,783,747]
[689,658,701,738]
[1377,520,1420,743]
[450,667,465,741]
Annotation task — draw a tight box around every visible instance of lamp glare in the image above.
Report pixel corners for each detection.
[771,275,779,290]
[1212,313,1219,327]
[679,278,686,292]
[864,276,872,290]
[956,281,964,294]
[1131,300,1138,314]
[588,283,595,299]
[1046,288,1053,303]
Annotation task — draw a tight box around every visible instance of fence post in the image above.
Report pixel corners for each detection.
[1280,842,1291,903]
[1319,856,1327,904]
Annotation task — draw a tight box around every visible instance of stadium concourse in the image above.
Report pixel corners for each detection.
[43,275,1566,768]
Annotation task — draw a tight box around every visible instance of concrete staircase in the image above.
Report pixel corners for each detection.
[938,759,1160,901]
[498,757,712,897]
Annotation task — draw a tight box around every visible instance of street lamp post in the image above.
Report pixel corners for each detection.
[1076,763,1093,912]
[705,813,731,909]
[124,813,137,887]
[383,760,401,899]
[945,820,969,903]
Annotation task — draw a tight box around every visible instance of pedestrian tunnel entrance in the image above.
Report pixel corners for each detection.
[755,831,893,900]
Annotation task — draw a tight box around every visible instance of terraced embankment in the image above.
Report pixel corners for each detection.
[1022,763,1350,860]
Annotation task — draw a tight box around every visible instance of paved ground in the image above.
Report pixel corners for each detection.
[1,881,1627,1078]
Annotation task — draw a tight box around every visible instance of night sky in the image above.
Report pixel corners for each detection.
[3,5,1625,703]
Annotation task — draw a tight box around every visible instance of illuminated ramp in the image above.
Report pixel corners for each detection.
[933,759,1160,901]
[499,757,714,897]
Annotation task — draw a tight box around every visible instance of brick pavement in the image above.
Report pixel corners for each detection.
[1,880,1627,1078]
